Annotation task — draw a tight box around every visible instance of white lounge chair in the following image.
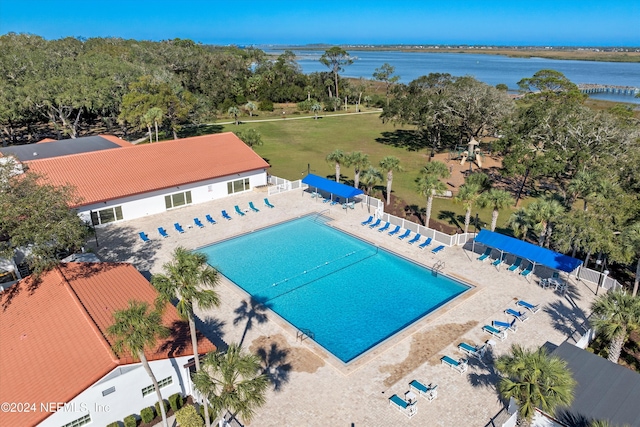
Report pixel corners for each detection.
[505,308,529,322]
[493,318,518,332]
[516,300,540,313]
[409,379,437,402]
[458,342,487,360]
[483,324,507,341]
[389,394,417,417]
[441,355,468,374]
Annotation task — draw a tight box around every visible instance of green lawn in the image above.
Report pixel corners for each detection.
[219,113,518,233]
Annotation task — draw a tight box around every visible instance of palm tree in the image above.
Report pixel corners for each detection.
[621,221,640,297]
[478,189,515,232]
[325,149,345,182]
[465,172,491,192]
[505,208,531,240]
[244,101,256,117]
[590,290,640,363]
[378,156,403,205]
[360,166,383,196]
[192,344,269,424]
[454,183,482,234]
[310,102,322,119]
[568,170,603,211]
[228,106,240,125]
[525,199,564,246]
[108,301,171,427]
[495,344,575,425]
[347,151,369,189]
[152,247,221,427]
[146,107,163,142]
[417,175,448,229]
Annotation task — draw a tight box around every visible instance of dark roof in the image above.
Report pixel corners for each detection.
[0,135,124,161]
[302,174,364,199]
[474,229,583,273]
[552,341,640,427]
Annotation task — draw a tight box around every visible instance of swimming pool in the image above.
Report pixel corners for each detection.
[197,216,470,363]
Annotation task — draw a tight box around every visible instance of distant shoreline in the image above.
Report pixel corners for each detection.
[262,46,640,63]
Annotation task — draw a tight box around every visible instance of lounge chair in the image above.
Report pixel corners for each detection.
[361,216,373,226]
[493,319,518,332]
[441,355,468,374]
[483,324,507,341]
[139,232,150,243]
[322,196,332,203]
[431,245,445,254]
[389,394,417,418]
[158,227,169,238]
[520,263,533,278]
[249,201,260,212]
[368,219,382,229]
[222,210,232,220]
[458,342,487,360]
[378,222,391,232]
[516,300,540,313]
[408,233,421,245]
[409,379,437,402]
[388,225,401,236]
[342,201,355,209]
[174,223,185,234]
[330,198,340,206]
[397,229,411,240]
[194,218,205,228]
[264,198,275,208]
[234,205,246,216]
[491,254,504,267]
[508,257,523,272]
[418,237,433,249]
[205,214,217,225]
[505,308,529,322]
[477,247,492,261]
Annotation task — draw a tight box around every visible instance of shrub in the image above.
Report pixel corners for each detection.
[155,400,169,418]
[140,406,155,423]
[258,99,273,111]
[235,94,247,105]
[175,405,204,427]
[168,393,184,412]
[297,99,313,112]
[106,422,120,427]
[123,415,137,427]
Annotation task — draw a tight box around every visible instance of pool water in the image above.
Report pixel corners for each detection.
[197,216,470,363]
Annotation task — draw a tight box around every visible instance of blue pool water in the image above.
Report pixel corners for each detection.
[197,216,470,363]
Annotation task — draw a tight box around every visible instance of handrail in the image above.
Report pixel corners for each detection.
[313,209,331,222]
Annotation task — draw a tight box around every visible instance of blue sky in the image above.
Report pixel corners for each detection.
[1,0,638,46]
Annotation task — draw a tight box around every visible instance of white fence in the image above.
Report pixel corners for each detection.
[577,265,622,292]
[268,176,303,195]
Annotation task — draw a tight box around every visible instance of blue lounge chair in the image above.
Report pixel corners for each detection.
[492,254,504,267]
[418,237,433,249]
[369,219,382,229]
[388,225,401,236]
[508,257,523,272]
[205,214,217,225]
[389,394,417,417]
[441,355,468,374]
[174,223,185,234]
[493,319,518,332]
[431,245,445,254]
[222,210,232,220]
[194,218,204,228]
[477,247,492,261]
[378,222,391,232]
[330,198,341,206]
[458,342,487,360]
[249,201,260,212]
[361,216,373,226]
[397,229,411,240]
[505,308,529,322]
[483,324,507,341]
[322,196,332,203]
[264,198,275,208]
[158,227,169,238]
[516,300,540,314]
[234,205,246,216]
[409,379,437,401]
[408,233,421,245]
[139,232,150,243]
[520,263,533,278]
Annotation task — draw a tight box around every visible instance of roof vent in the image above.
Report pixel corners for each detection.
[32,152,38,157]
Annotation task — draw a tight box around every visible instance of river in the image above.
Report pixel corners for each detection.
[263,49,640,104]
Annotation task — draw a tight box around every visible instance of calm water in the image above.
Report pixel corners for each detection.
[198,216,470,363]
[264,49,640,104]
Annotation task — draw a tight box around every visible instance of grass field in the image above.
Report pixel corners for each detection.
[217,112,518,233]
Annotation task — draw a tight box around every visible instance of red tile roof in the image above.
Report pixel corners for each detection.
[0,263,216,426]
[26,132,269,207]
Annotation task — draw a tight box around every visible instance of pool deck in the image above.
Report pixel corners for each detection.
[93,189,598,427]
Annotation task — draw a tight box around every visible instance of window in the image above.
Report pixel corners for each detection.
[61,414,91,427]
[142,376,173,397]
[165,191,192,209]
[92,206,123,225]
[101,386,115,397]
[227,178,250,195]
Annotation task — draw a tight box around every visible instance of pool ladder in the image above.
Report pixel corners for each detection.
[296,328,315,342]
[433,260,445,276]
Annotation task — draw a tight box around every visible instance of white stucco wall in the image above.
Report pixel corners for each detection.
[78,169,267,225]
[38,356,193,427]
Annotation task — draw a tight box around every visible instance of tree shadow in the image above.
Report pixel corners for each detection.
[178,124,224,138]
[466,346,502,390]
[375,129,427,151]
[404,204,424,225]
[255,342,292,392]
[438,210,463,230]
[553,411,592,427]
[542,293,589,341]
[193,316,228,352]
[233,296,271,347]
[88,224,161,274]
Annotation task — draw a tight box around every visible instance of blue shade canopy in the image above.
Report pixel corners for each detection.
[474,229,583,273]
[302,174,364,199]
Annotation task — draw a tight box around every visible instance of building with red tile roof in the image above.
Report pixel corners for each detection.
[0,262,216,427]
